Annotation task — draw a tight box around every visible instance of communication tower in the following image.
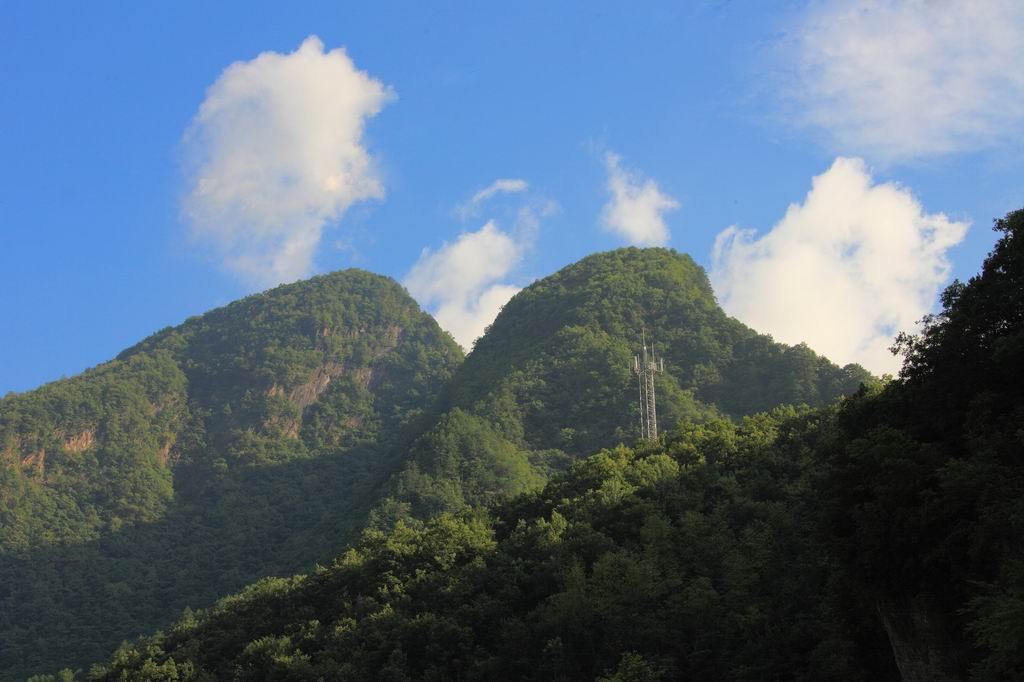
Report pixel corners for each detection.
[632,329,664,439]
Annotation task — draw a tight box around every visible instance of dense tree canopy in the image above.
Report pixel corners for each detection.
[83,409,889,681]
[1,270,463,680]
[819,209,1024,679]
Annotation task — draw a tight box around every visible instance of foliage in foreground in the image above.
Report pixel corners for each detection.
[818,209,1024,679]
[83,408,893,681]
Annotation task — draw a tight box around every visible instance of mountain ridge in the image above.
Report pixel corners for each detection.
[377,247,872,520]
[3,248,872,679]
[0,268,463,679]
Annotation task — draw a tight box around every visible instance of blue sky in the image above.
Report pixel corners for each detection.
[3,1,1022,393]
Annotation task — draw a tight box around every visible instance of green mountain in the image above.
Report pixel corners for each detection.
[384,248,871,518]
[85,212,1024,682]
[0,270,462,680]
[5,247,872,680]
[454,248,868,438]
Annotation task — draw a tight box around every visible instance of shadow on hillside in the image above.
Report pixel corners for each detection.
[0,448,392,680]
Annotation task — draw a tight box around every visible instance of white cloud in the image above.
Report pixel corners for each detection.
[404,222,525,350]
[457,178,529,217]
[513,198,559,242]
[711,157,968,374]
[601,152,679,246]
[182,35,393,286]
[785,0,1024,161]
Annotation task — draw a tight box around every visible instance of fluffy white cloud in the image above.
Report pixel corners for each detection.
[182,36,393,286]
[711,157,968,374]
[457,178,529,217]
[601,152,678,246]
[785,0,1024,161]
[404,221,525,350]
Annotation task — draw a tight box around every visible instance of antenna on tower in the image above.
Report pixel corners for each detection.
[632,327,664,439]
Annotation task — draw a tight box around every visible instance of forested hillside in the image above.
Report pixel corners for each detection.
[6,248,873,680]
[89,407,897,681]
[83,210,1024,681]
[0,270,463,680]
[383,248,871,518]
[818,209,1024,679]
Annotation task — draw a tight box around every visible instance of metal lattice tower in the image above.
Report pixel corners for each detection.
[632,328,664,440]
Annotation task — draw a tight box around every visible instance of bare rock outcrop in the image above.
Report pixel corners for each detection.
[288,361,346,410]
[63,429,95,454]
[877,597,965,682]
[20,449,45,477]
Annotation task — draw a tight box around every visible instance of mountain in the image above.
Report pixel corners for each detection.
[382,248,871,518]
[0,270,462,680]
[455,248,868,436]
[86,211,1024,682]
[6,248,873,680]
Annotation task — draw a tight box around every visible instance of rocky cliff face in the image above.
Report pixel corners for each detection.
[877,596,967,681]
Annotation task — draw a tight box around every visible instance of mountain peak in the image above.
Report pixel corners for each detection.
[450,246,869,452]
[380,246,872,519]
[0,267,464,678]
[0,249,870,678]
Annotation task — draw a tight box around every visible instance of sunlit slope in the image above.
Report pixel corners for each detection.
[383,247,872,517]
[0,269,463,680]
